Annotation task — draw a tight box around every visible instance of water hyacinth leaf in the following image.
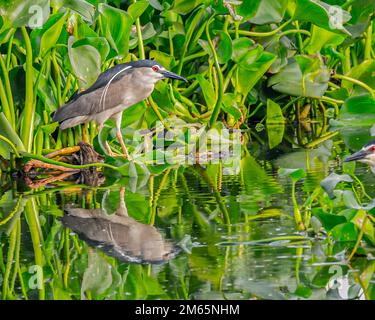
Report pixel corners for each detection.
[130,22,157,48]
[351,209,375,246]
[52,0,95,23]
[320,173,353,199]
[310,215,322,234]
[237,51,276,97]
[331,222,358,242]
[236,0,261,20]
[149,0,163,11]
[215,31,232,64]
[305,25,346,54]
[0,113,25,159]
[346,0,375,38]
[232,38,255,63]
[81,250,112,299]
[294,285,313,299]
[149,51,176,70]
[268,60,329,97]
[278,168,306,182]
[197,74,216,108]
[295,55,321,75]
[73,37,110,62]
[68,37,101,89]
[312,208,347,231]
[342,190,375,211]
[172,0,205,15]
[293,0,352,35]
[341,60,375,94]
[222,94,241,120]
[334,94,375,127]
[128,0,149,20]
[31,12,67,57]
[266,99,285,149]
[0,0,50,30]
[99,3,133,59]
[32,67,57,112]
[76,15,98,38]
[122,102,148,128]
[249,0,288,25]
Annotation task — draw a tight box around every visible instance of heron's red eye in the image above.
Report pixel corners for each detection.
[371,146,375,152]
[152,65,160,72]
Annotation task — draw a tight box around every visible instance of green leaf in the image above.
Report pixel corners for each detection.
[81,250,112,299]
[305,25,346,54]
[32,12,66,57]
[128,0,149,20]
[236,0,261,20]
[99,3,133,59]
[312,208,347,231]
[293,0,352,35]
[149,51,176,70]
[0,0,50,30]
[342,60,375,94]
[295,55,321,75]
[351,209,375,246]
[278,168,306,182]
[331,222,358,242]
[320,173,353,199]
[237,49,276,97]
[172,0,205,15]
[52,0,95,23]
[68,36,101,89]
[0,113,25,159]
[215,31,232,64]
[149,0,163,11]
[268,59,329,97]
[232,38,255,63]
[266,99,285,149]
[73,37,110,62]
[249,0,288,24]
[221,94,241,120]
[342,190,375,211]
[334,94,375,127]
[197,74,216,108]
[346,0,375,38]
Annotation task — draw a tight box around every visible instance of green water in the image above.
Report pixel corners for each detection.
[1,134,375,300]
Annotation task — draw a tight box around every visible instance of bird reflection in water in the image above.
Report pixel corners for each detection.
[61,187,180,264]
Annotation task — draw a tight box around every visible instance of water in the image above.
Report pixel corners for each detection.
[1,135,375,300]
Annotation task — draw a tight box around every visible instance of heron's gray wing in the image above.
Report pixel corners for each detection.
[53,66,135,123]
[67,64,131,103]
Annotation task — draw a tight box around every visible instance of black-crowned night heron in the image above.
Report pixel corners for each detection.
[61,188,179,263]
[343,140,375,174]
[53,60,187,158]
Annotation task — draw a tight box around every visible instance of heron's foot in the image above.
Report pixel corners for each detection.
[115,132,132,160]
[104,141,123,157]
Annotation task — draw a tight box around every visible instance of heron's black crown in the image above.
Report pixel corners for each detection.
[363,140,375,149]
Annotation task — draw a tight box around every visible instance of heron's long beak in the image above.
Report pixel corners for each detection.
[161,70,188,82]
[343,150,369,162]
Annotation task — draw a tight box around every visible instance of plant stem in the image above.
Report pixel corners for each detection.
[347,215,368,262]
[0,54,15,128]
[292,181,305,231]
[364,21,373,60]
[207,15,224,127]
[20,27,35,153]
[134,1,145,60]
[333,73,375,98]
[230,19,292,37]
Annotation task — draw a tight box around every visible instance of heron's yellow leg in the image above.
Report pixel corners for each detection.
[104,141,122,157]
[116,131,130,159]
